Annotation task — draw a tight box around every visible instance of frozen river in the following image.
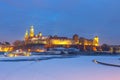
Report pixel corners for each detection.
[0,55,120,80]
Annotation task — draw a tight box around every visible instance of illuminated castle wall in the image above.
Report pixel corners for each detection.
[48,37,73,47]
[24,26,99,49]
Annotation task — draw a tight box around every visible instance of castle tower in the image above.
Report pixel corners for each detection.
[93,36,99,46]
[73,34,79,44]
[24,30,29,41]
[30,26,34,37]
[38,32,42,37]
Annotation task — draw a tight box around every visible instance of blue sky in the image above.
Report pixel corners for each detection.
[0,0,120,45]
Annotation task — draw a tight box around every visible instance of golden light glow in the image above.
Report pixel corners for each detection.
[51,39,72,45]
[39,32,42,37]
[7,54,15,57]
[28,49,31,52]
[36,49,46,52]
[24,30,29,40]
[93,47,97,51]
[0,46,13,52]
[30,26,34,37]
[93,36,99,46]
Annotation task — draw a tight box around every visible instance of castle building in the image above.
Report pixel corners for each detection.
[48,36,73,47]
[73,34,79,44]
[24,26,99,51]
[24,26,48,45]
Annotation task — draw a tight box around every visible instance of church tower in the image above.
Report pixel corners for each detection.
[38,32,42,37]
[93,36,99,46]
[24,30,29,41]
[30,25,34,37]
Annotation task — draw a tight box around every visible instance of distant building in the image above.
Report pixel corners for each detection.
[47,36,73,48]
[24,26,99,51]
[73,34,79,44]
[24,26,48,45]
[0,42,13,52]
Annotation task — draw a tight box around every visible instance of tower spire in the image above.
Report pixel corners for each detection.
[30,25,34,37]
[24,30,29,41]
[93,36,99,46]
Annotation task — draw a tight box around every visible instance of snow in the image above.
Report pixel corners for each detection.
[0,55,120,80]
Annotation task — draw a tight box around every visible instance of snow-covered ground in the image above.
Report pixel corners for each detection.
[0,55,120,80]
